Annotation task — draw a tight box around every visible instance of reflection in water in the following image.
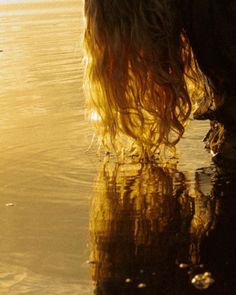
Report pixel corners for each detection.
[89,160,235,295]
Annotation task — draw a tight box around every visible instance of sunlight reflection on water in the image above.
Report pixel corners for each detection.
[0,1,96,294]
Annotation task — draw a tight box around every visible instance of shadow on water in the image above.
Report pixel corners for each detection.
[89,159,236,295]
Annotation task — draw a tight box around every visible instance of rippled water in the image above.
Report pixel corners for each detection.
[0,1,96,294]
[0,1,235,295]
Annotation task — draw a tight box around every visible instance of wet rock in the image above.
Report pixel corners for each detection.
[191,272,215,290]
[137,283,147,289]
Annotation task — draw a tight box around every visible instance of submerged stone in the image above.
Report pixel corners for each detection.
[137,283,147,289]
[191,272,215,290]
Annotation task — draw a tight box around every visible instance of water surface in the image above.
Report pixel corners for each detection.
[0,1,234,295]
[0,1,96,294]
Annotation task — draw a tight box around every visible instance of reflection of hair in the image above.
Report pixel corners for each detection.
[89,162,218,294]
[84,0,204,155]
[89,162,191,294]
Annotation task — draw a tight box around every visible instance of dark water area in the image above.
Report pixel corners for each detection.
[90,162,236,295]
[0,1,235,295]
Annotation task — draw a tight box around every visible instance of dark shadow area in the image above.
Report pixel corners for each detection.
[89,160,236,294]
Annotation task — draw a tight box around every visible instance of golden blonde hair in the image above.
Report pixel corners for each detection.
[84,0,204,156]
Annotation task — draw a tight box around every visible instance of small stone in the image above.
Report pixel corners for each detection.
[5,203,15,207]
[191,272,214,290]
[199,264,204,268]
[179,263,189,269]
[138,283,147,289]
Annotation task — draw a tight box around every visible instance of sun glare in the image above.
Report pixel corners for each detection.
[90,111,101,122]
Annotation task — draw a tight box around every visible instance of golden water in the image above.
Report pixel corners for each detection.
[0,1,96,294]
[0,1,216,294]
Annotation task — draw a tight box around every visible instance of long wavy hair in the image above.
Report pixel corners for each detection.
[84,0,205,157]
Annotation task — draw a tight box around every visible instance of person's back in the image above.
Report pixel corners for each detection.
[183,0,236,162]
[183,0,236,95]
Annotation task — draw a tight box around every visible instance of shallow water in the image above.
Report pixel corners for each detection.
[0,1,95,294]
[0,1,235,295]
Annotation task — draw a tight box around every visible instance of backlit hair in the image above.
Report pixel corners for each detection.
[84,0,205,157]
